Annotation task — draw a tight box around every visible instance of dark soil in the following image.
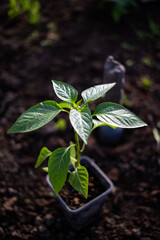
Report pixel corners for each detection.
[0,1,160,239]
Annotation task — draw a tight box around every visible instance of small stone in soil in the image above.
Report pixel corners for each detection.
[108,168,120,182]
[143,221,150,228]
[11,230,21,238]
[38,224,51,238]
[103,208,109,214]
[44,213,54,226]
[73,197,79,205]
[3,196,17,210]
[91,187,95,192]
[8,187,17,195]
[35,215,43,225]
[132,228,141,237]
[24,198,32,205]
[124,228,132,236]
[0,188,6,194]
[35,198,48,207]
[31,227,38,235]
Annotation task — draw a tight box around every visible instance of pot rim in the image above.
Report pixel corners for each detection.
[46,155,114,213]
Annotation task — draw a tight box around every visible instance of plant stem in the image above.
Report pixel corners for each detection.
[74,131,81,165]
[80,142,85,153]
[61,109,70,114]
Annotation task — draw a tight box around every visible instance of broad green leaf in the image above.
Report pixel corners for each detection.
[42,167,48,172]
[48,147,70,195]
[8,101,61,133]
[81,83,116,103]
[70,141,77,167]
[69,105,92,144]
[35,147,52,168]
[69,165,88,198]
[58,101,73,109]
[92,119,116,132]
[93,102,147,128]
[52,80,78,103]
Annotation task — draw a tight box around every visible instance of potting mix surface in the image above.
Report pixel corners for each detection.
[60,169,106,210]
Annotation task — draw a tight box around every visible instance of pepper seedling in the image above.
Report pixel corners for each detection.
[8,81,147,198]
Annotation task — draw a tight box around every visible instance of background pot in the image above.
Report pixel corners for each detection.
[99,56,125,146]
[46,156,114,230]
[99,125,124,145]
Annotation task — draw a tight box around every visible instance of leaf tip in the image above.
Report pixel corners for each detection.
[42,167,48,172]
[112,82,116,87]
[7,127,15,134]
[7,128,11,134]
[34,163,38,168]
[51,80,57,88]
[84,192,88,199]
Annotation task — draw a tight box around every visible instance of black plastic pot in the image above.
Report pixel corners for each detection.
[46,156,114,230]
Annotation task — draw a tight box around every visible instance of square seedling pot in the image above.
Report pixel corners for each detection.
[46,156,114,230]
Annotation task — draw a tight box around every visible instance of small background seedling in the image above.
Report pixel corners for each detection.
[8,0,41,24]
[141,57,152,67]
[141,77,153,90]
[121,42,138,52]
[125,59,135,68]
[54,118,67,131]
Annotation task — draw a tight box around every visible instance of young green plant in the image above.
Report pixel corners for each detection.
[8,80,147,198]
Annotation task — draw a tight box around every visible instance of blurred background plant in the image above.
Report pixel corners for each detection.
[54,118,67,132]
[111,0,138,22]
[8,0,41,24]
[97,0,138,22]
[136,17,160,40]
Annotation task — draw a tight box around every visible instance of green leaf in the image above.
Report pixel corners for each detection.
[92,119,116,132]
[69,105,92,144]
[48,147,70,195]
[70,141,77,167]
[81,83,116,103]
[8,101,61,133]
[35,147,52,168]
[93,102,147,128]
[42,167,48,172]
[69,165,88,198]
[52,80,78,103]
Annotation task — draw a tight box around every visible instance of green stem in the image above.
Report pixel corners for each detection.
[73,102,79,111]
[62,109,70,114]
[80,142,85,153]
[74,131,81,165]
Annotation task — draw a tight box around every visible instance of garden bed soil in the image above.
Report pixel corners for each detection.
[0,1,160,239]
